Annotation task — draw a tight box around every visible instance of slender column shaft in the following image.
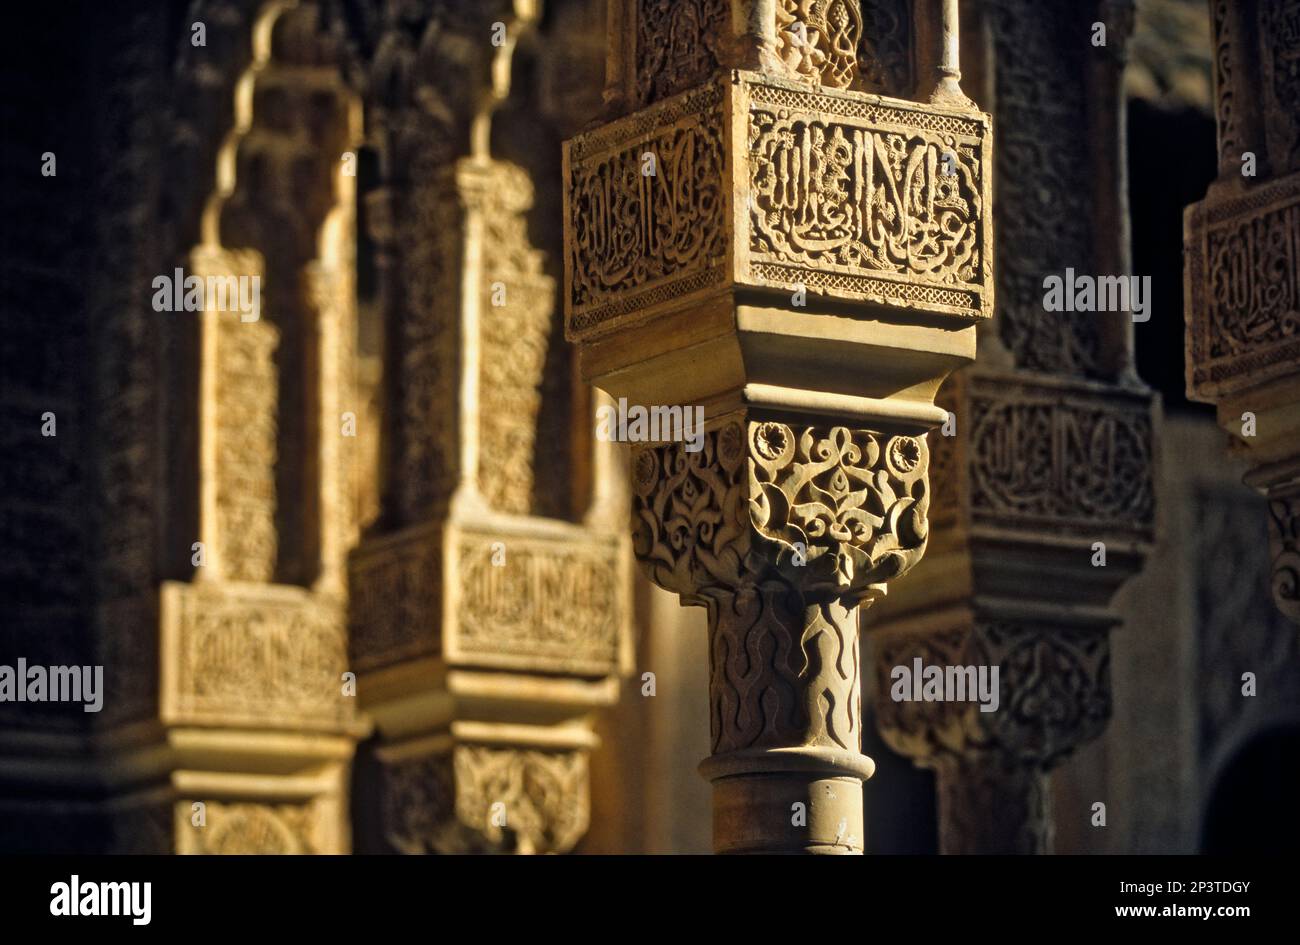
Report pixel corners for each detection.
[701,595,873,854]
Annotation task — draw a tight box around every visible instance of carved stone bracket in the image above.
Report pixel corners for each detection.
[378,741,591,855]
[868,369,1155,853]
[566,70,994,342]
[873,612,1111,853]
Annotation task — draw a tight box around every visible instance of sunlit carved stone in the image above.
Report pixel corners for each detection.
[341,0,633,852]
[348,150,634,848]
[567,0,991,854]
[632,416,930,852]
[80,0,371,853]
[565,70,994,343]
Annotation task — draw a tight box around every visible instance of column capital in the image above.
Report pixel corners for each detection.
[873,615,1111,771]
[633,415,930,609]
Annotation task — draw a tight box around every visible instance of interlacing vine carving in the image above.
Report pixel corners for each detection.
[874,621,1111,770]
[635,0,728,106]
[633,419,929,753]
[634,420,929,600]
[777,0,863,90]
[748,423,930,593]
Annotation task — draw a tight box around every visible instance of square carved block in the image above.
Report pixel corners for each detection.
[563,70,994,342]
[1185,171,1300,399]
[444,520,632,678]
[348,519,632,679]
[159,581,353,730]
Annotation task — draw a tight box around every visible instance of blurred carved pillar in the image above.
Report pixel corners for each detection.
[868,0,1156,853]
[341,1,632,854]
[93,1,369,854]
[1185,0,1300,624]
[565,0,994,853]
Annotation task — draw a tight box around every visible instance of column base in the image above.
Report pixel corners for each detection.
[700,746,875,855]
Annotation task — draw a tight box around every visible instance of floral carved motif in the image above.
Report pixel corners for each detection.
[748,423,930,595]
[379,747,588,855]
[777,0,863,90]
[634,418,928,754]
[635,0,729,107]
[454,746,589,855]
[633,419,930,603]
[631,0,910,102]
[774,0,912,95]
[874,621,1111,770]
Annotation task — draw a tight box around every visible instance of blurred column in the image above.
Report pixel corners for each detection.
[1184,0,1300,625]
[868,0,1157,853]
[341,0,634,854]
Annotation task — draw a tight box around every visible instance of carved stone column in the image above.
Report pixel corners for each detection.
[103,1,368,854]
[1185,0,1300,624]
[867,0,1156,853]
[565,0,993,853]
[340,1,633,854]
